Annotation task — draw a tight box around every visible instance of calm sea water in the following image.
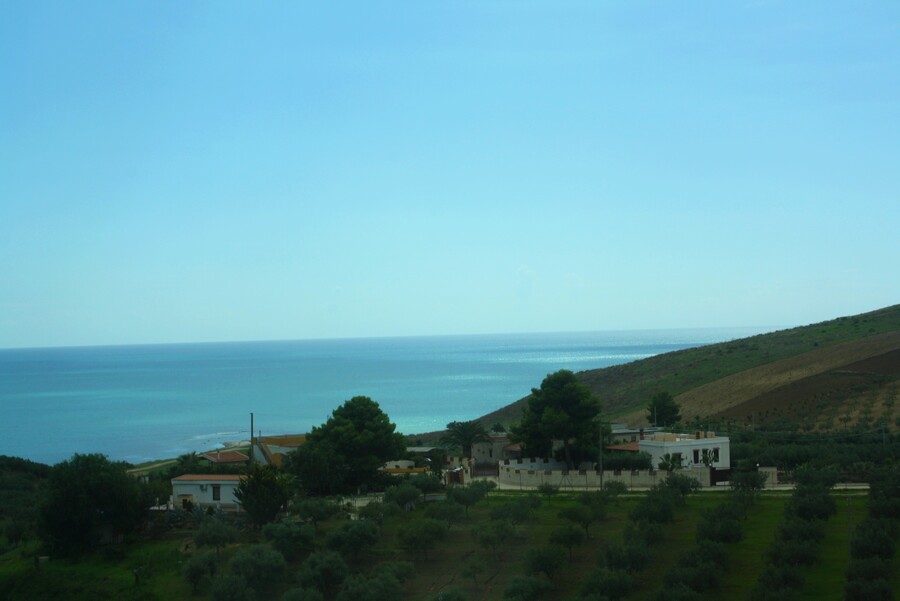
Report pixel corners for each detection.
[0,328,769,465]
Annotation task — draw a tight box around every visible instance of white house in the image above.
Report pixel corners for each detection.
[638,431,730,470]
[171,474,243,512]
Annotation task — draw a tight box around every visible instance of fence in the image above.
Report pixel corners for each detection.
[497,460,711,489]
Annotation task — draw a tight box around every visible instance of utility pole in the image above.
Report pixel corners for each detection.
[250,412,255,466]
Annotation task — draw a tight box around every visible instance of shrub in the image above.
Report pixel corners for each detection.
[504,575,552,601]
[211,574,255,601]
[183,550,218,593]
[663,473,701,498]
[229,545,286,588]
[692,540,727,569]
[263,521,314,559]
[602,541,649,573]
[754,564,803,595]
[430,588,467,601]
[281,588,325,601]
[786,485,836,520]
[524,545,566,581]
[408,474,443,498]
[383,483,422,510]
[559,503,603,539]
[623,521,664,546]
[847,556,892,581]
[196,518,239,555]
[766,538,820,566]
[629,486,676,524]
[325,519,379,558]
[379,561,415,583]
[358,500,400,524]
[397,518,447,558]
[777,517,825,543]
[549,524,585,559]
[850,518,899,559]
[446,485,487,516]
[581,567,632,601]
[297,550,349,596]
[844,577,893,601]
[473,520,513,553]
[491,496,540,526]
[293,498,341,533]
[664,562,718,593]
[600,480,628,502]
[425,501,465,528]
[335,572,403,601]
[652,583,701,601]
[696,513,742,544]
[536,482,560,500]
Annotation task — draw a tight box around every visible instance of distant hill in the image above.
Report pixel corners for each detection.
[478,304,900,432]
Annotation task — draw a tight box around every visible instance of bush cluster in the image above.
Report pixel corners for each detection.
[844,469,900,601]
[750,470,835,601]
[648,468,767,601]
[576,475,698,601]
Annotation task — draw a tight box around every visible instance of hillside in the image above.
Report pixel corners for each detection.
[478,304,900,432]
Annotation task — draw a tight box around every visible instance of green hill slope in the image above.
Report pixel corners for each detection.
[479,304,900,430]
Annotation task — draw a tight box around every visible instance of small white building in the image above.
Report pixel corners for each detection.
[638,432,730,470]
[171,474,243,512]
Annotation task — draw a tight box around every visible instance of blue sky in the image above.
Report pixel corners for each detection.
[1,2,898,348]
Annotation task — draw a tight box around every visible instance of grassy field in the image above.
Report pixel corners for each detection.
[1,490,895,601]
[797,494,866,601]
[477,304,900,432]
[698,493,788,601]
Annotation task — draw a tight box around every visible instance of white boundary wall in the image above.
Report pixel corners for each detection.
[497,458,711,489]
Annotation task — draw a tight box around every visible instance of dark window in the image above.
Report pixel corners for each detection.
[693,450,700,464]
[212,485,221,501]
[713,448,720,462]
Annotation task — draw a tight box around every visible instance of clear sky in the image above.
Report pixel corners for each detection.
[1,2,898,348]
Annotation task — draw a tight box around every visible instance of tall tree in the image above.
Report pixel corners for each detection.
[234,463,291,526]
[511,370,602,468]
[441,420,490,459]
[39,453,148,554]
[287,396,405,494]
[646,391,681,427]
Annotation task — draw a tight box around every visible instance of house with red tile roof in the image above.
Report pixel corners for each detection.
[200,450,249,464]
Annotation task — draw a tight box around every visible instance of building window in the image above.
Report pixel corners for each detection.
[713,448,720,462]
[693,450,700,464]
[212,485,221,501]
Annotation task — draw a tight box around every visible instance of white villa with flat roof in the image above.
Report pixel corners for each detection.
[638,431,730,470]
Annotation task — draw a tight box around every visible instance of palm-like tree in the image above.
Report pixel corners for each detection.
[442,420,491,459]
[658,452,683,473]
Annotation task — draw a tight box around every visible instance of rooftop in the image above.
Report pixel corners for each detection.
[172,474,244,482]
[200,451,248,463]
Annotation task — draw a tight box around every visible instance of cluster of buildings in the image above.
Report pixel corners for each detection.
[170,425,736,512]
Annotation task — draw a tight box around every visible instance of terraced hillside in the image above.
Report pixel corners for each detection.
[480,304,900,432]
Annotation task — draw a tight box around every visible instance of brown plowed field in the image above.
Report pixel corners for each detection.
[672,331,900,422]
[717,348,900,430]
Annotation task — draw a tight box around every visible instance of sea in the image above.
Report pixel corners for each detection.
[0,327,772,466]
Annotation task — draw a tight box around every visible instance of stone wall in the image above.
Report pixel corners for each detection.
[497,458,711,489]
